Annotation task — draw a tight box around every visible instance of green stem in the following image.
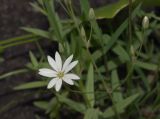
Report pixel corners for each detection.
[126,0,134,94]
[128,0,132,49]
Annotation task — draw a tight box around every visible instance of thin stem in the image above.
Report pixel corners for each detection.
[57,0,70,16]
[128,0,132,50]
[126,0,134,93]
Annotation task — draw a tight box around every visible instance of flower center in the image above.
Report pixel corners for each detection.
[57,71,64,79]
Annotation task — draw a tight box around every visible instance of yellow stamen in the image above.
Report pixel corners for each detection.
[57,71,64,79]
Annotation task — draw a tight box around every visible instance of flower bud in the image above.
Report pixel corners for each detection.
[59,43,64,53]
[81,26,86,38]
[130,45,136,62]
[142,16,149,29]
[89,8,95,20]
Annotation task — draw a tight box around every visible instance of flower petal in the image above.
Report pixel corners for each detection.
[64,73,80,80]
[47,78,58,89]
[63,77,74,85]
[55,79,62,91]
[64,60,78,73]
[62,54,73,71]
[39,68,57,77]
[55,52,62,71]
[47,55,58,71]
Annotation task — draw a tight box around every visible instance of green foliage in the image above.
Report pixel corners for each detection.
[34,101,49,110]
[0,34,39,51]
[14,81,48,90]
[135,0,160,7]
[95,0,160,19]
[86,63,95,107]
[113,45,130,62]
[22,27,50,39]
[57,94,86,113]
[0,69,28,80]
[111,70,123,103]
[80,0,90,19]
[134,60,158,71]
[95,0,135,19]
[1,0,160,119]
[29,51,39,68]
[102,93,139,118]
[84,108,99,119]
[44,0,64,42]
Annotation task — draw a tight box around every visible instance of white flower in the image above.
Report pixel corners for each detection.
[38,51,80,91]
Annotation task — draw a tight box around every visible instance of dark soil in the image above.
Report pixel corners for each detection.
[0,0,117,119]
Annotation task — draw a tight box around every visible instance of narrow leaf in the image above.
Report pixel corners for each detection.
[44,0,64,42]
[95,0,135,19]
[86,63,95,107]
[22,27,50,39]
[111,69,123,103]
[14,81,48,90]
[134,61,158,71]
[84,108,99,119]
[112,45,130,62]
[57,95,86,113]
[102,93,139,118]
[34,101,49,110]
[0,69,28,80]
[29,51,39,68]
[80,0,90,18]
[135,67,150,91]
[104,4,141,53]
[30,2,47,15]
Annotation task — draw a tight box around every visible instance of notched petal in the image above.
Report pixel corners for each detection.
[38,68,57,77]
[64,73,80,80]
[64,60,78,73]
[55,52,62,71]
[47,78,58,89]
[63,77,74,85]
[62,54,73,71]
[47,55,58,71]
[55,79,62,91]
